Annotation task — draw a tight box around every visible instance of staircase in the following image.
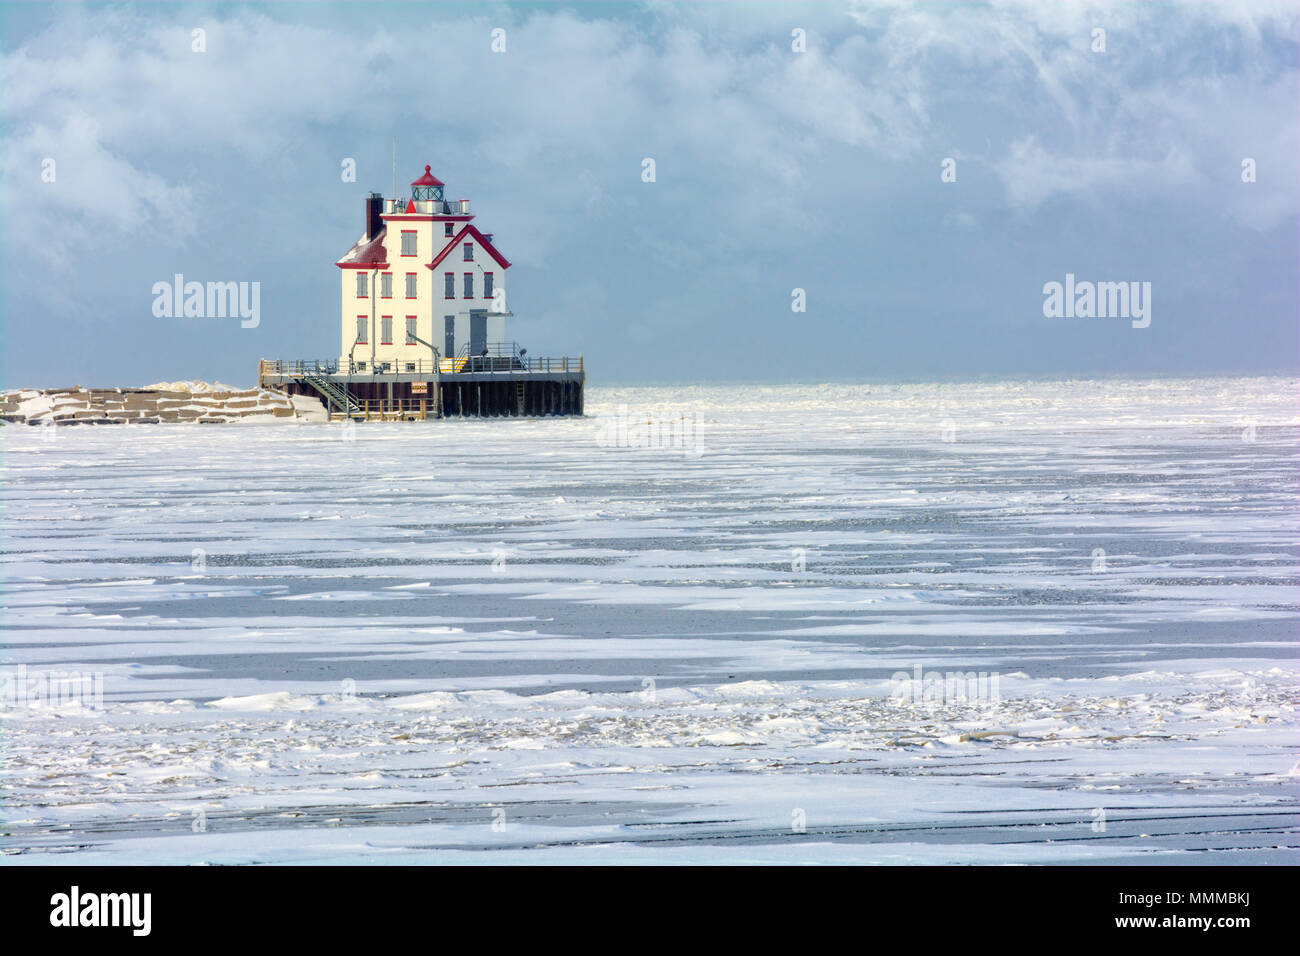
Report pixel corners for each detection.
[302,372,359,418]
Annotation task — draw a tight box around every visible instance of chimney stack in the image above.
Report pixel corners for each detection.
[365,192,383,240]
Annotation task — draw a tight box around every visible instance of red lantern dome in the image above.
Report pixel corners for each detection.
[411,165,444,187]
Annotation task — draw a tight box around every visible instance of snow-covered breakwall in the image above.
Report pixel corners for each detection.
[0,381,327,425]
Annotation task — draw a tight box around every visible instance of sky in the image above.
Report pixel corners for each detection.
[1,0,1297,387]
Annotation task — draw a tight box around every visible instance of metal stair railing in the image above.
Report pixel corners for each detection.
[456,341,527,372]
[302,371,359,416]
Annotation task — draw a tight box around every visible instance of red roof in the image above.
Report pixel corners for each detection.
[411,165,444,187]
[335,227,388,269]
[426,224,511,270]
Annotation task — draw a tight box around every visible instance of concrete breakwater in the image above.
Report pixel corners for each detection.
[0,384,327,425]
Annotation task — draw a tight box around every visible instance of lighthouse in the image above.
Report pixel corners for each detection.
[336,164,513,373]
[258,162,584,420]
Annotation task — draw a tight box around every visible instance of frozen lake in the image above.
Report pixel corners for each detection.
[2,378,1297,864]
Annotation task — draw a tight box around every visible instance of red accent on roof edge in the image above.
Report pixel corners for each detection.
[424,224,511,271]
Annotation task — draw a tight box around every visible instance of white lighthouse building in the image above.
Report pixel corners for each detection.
[259,161,582,419]
[335,164,512,372]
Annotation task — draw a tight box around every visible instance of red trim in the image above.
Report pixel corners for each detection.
[337,262,387,269]
[426,224,511,270]
[382,214,473,223]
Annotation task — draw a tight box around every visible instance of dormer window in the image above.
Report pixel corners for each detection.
[463,243,473,261]
[445,223,454,237]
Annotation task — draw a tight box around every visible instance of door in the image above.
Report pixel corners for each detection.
[444,315,455,361]
[469,310,487,358]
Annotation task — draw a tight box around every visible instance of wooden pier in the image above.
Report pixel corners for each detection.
[257,355,584,421]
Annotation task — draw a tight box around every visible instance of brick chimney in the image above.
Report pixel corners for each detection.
[365,192,383,240]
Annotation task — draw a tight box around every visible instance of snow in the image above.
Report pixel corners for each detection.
[0,376,1296,863]
[2,381,328,424]
[140,380,241,393]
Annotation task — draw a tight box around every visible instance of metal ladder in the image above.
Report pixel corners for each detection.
[516,381,526,416]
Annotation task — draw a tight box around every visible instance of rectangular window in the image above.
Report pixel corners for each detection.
[405,362,416,372]
[483,272,494,300]
[463,273,474,299]
[405,273,418,298]
[356,273,367,297]
[445,223,454,237]
[380,273,392,298]
[401,231,417,256]
[356,315,368,344]
[444,272,455,298]
[380,315,393,344]
[405,316,417,345]
[463,242,473,261]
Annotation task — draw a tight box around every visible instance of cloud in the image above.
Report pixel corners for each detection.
[1,1,1295,384]
[2,113,195,268]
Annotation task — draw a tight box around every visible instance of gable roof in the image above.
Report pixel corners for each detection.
[335,227,388,269]
[425,224,511,270]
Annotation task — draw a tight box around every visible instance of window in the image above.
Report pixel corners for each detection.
[483,272,493,300]
[405,273,418,298]
[444,272,455,298]
[405,316,417,345]
[356,361,366,371]
[401,231,417,256]
[405,362,416,372]
[356,315,368,344]
[445,223,454,237]
[381,315,393,344]
[463,242,473,261]
[380,273,392,298]
[463,273,474,299]
[356,273,367,297]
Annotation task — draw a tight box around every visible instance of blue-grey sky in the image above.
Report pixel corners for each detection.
[2,0,1297,387]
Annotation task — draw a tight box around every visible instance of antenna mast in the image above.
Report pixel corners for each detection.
[392,137,397,202]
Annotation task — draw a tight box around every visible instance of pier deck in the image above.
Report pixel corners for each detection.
[257,356,584,421]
